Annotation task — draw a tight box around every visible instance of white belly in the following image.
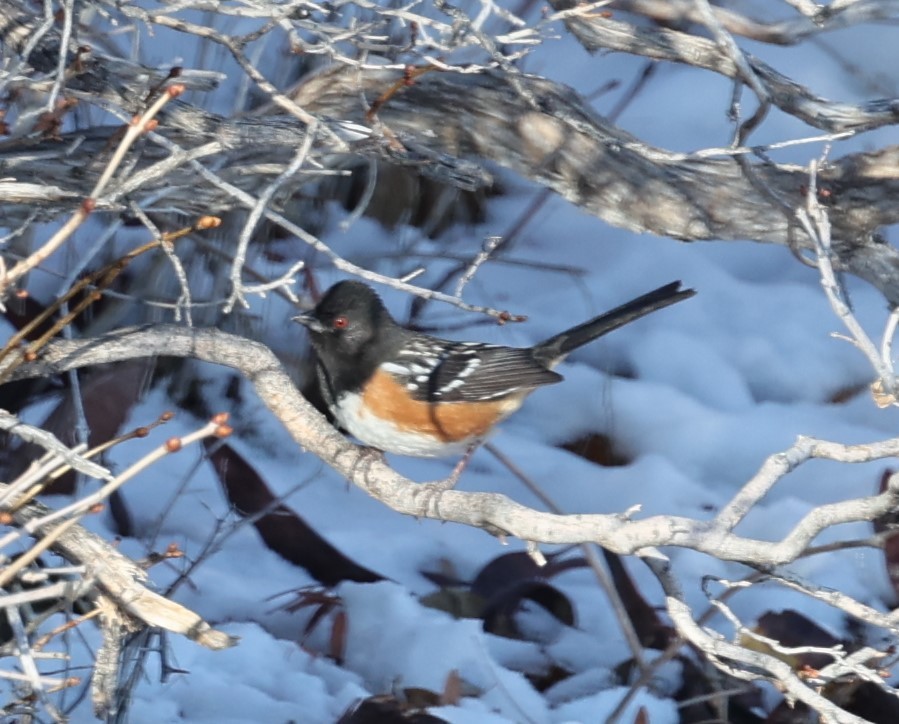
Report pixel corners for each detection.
[332,393,478,457]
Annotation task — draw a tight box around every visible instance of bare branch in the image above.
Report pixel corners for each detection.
[0,410,112,483]
[646,557,873,724]
[550,2,899,133]
[6,61,899,303]
[8,325,899,574]
[1,477,235,651]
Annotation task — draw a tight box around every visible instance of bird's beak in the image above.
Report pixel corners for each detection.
[292,312,326,333]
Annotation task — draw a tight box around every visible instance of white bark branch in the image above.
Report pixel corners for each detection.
[4,485,236,651]
[7,325,899,574]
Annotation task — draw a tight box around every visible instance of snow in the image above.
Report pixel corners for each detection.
[6,2,899,722]
[130,622,364,723]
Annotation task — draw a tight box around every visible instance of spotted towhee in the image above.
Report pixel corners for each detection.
[294,280,695,458]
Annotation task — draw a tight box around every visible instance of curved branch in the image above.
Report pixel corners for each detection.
[291,66,899,303]
[6,325,899,576]
[611,0,899,46]
[6,65,899,301]
[551,5,899,133]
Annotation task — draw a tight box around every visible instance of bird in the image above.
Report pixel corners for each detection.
[294,280,695,462]
[292,280,696,460]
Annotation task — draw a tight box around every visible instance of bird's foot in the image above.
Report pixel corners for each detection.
[430,443,479,490]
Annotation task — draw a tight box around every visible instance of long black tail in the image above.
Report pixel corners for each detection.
[532,281,695,367]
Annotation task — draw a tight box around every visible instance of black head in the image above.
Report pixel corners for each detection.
[293,281,400,363]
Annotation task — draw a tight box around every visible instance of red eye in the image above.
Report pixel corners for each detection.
[333,315,349,329]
